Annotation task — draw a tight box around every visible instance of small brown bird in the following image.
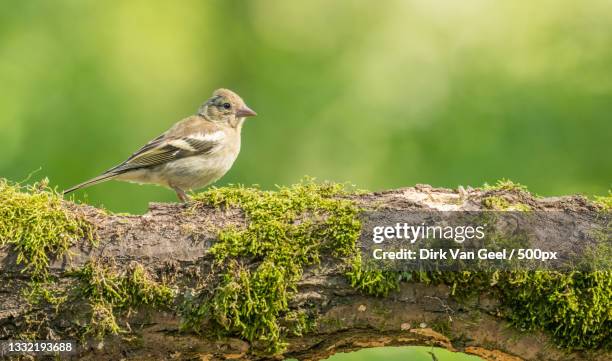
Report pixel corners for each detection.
[64,88,257,202]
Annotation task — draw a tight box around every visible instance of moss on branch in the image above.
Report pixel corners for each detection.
[0,178,94,279]
[0,177,610,356]
[182,180,361,353]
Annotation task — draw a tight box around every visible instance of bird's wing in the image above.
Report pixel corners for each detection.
[63,116,225,195]
[104,129,225,175]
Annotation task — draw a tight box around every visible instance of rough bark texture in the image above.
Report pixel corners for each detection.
[0,185,609,361]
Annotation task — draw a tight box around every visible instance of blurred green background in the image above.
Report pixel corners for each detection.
[2,1,609,359]
[1,0,611,215]
[322,347,481,361]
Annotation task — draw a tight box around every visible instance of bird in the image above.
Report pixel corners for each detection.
[63,88,257,202]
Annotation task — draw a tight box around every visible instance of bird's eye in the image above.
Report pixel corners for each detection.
[223,103,231,109]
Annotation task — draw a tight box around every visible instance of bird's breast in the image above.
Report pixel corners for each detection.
[160,141,240,190]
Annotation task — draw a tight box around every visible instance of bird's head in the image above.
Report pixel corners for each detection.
[198,88,257,128]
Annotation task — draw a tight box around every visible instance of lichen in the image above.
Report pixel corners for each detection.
[0,178,95,279]
[182,179,362,353]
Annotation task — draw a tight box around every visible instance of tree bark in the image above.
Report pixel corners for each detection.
[0,184,609,361]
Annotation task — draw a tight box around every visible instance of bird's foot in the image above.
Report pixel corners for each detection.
[172,187,190,203]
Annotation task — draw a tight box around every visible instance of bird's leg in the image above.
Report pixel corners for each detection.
[172,186,190,203]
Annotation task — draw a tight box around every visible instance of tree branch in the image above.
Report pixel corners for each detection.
[0,182,609,361]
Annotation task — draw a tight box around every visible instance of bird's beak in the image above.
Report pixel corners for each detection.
[236,105,257,118]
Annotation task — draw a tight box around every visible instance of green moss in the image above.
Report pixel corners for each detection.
[482,196,510,210]
[0,178,95,279]
[182,180,362,353]
[69,261,175,339]
[22,280,68,311]
[482,196,531,211]
[72,261,174,309]
[499,271,612,349]
[593,190,612,212]
[5,177,609,352]
[483,179,529,192]
[86,300,122,339]
[20,262,174,342]
[345,253,399,297]
[182,179,609,352]
[403,269,612,350]
[509,203,531,212]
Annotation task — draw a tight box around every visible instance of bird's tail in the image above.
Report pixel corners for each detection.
[63,173,117,195]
